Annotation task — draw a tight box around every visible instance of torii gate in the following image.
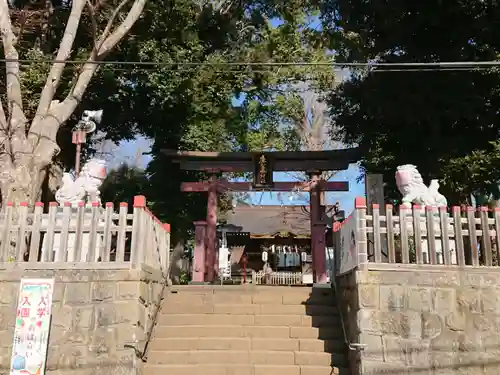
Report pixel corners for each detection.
[163,149,360,284]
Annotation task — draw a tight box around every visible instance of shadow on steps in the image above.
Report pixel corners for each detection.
[304,286,350,375]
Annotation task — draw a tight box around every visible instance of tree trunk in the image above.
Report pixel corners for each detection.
[0,160,47,261]
[0,160,47,207]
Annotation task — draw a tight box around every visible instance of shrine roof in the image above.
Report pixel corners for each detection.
[162,148,360,172]
[221,205,335,238]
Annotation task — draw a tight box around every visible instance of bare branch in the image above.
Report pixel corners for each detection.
[0,96,6,131]
[14,10,26,46]
[31,0,86,130]
[97,0,146,59]
[86,0,99,53]
[94,0,131,55]
[0,98,10,170]
[0,0,27,137]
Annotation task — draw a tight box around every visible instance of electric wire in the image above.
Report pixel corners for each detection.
[1,62,497,74]
[2,57,500,70]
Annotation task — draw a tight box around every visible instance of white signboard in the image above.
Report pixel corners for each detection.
[10,278,55,375]
[338,214,358,275]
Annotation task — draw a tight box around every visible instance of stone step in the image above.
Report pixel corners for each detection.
[166,291,335,306]
[169,285,325,294]
[161,302,339,316]
[147,350,346,366]
[154,325,342,339]
[157,313,340,327]
[149,337,345,353]
[143,364,348,375]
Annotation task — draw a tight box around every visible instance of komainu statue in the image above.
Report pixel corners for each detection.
[395,164,447,207]
[55,158,107,206]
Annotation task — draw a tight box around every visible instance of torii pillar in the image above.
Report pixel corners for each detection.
[205,175,218,282]
[310,172,328,284]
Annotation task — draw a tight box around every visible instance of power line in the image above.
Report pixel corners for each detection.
[1,62,496,75]
[2,57,500,69]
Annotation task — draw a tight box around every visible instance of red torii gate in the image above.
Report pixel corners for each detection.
[163,149,360,284]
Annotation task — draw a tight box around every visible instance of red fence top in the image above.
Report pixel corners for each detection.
[4,195,171,233]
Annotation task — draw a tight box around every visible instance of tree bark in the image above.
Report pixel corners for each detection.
[0,158,47,205]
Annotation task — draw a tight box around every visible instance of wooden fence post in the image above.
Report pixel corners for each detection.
[163,223,171,279]
[354,197,368,270]
[116,203,128,262]
[439,206,452,265]
[386,204,396,263]
[466,207,479,266]
[480,206,492,266]
[29,203,44,262]
[426,206,437,265]
[131,195,146,267]
[413,205,423,264]
[452,206,465,266]
[15,202,29,261]
[101,202,114,262]
[399,205,410,264]
[0,202,14,262]
[43,202,58,262]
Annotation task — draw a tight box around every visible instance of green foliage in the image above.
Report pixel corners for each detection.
[320,0,500,205]
[179,270,190,285]
[100,164,149,210]
[131,0,336,238]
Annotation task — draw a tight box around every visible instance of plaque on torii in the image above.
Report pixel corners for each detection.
[163,148,360,284]
[253,152,273,189]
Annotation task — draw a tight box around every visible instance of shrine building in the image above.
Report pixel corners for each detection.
[216,204,343,285]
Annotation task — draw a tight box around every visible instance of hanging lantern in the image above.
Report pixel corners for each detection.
[262,251,268,262]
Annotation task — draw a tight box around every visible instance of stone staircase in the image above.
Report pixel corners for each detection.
[144,285,349,375]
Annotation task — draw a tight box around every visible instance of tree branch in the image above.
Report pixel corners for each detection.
[0,0,26,163]
[27,0,146,160]
[0,97,10,169]
[0,0,26,138]
[95,0,131,55]
[31,0,86,131]
[64,0,146,107]
[86,0,99,53]
[0,96,6,132]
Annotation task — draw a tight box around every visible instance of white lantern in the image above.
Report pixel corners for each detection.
[301,251,307,262]
[262,251,268,262]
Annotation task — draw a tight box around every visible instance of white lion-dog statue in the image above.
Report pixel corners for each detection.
[55,158,107,206]
[395,165,447,207]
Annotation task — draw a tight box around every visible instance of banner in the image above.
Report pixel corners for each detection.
[338,214,358,275]
[10,278,55,375]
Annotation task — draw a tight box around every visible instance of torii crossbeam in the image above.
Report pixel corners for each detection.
[180,180,349,193]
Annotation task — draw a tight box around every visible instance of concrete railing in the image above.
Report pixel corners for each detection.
[0,195,170,272]
[336,197,500,275]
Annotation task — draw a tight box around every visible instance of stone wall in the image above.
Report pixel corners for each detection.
[337,272,362,374]
[0,264,164,375]
[340,264,500,375]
